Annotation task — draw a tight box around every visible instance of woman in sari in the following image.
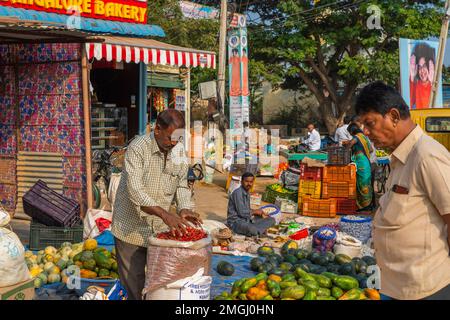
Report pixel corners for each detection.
[343,123,374,211]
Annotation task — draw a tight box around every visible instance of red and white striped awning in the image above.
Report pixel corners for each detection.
[86,36,216,69]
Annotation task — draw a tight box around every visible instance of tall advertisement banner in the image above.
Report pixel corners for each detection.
[399,38,443,109]
[228,14,249,129]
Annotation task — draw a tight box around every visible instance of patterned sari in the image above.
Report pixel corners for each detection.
[351,133,373,209]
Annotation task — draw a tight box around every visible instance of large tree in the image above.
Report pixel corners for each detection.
[247,0,444,133]
[196,0,444,133]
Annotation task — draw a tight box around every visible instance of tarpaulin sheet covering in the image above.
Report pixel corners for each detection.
[210,254,254,298]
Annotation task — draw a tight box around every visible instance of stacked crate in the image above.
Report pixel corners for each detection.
[297,164,323,216]
[298,163,357,218]
[322,165,357,215]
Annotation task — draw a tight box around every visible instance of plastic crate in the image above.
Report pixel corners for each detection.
[336,198,357,215]
[299,164,322,181]
[298,180,322,199]
[262,184,298,204]
[327,147,352,165]
[323,165,356,183]
[322,181,356,199]
[28,220,83,251]
[23,180,80,227]
[301,196,337,218]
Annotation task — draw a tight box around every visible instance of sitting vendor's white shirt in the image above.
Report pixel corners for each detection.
[334,124,353,146]
[304,129,321,151]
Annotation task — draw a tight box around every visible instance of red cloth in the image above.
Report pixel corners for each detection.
[410,79,431,109]
[95,217,112,233]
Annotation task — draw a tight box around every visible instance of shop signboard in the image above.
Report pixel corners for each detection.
[399,38,443,109]
[0,0,148,24]
[228,13,249,129]
[175,89,186,111]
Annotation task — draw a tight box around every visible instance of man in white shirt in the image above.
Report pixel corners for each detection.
[334,117,353,146]
[304,123,321,151]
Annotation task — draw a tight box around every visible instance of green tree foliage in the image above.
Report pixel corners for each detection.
[243,0,444,133]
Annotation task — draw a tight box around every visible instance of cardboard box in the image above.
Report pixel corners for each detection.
[0,278,35,300]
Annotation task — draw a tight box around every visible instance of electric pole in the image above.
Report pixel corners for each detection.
[430,0,450,108]
[217,0,227,116]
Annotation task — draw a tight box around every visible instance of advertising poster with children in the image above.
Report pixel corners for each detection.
[399,38,443,109]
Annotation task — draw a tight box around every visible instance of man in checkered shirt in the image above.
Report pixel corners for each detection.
[111,109,202,300]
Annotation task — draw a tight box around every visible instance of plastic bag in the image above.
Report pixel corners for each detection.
[108,173,121,210]
[0,211,31,287]
[143,236,212,296]
[83,209,113,240]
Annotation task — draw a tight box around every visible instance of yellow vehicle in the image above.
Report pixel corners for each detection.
[411,109,450,151]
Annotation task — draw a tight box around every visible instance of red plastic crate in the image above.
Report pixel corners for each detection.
[336,198,357,215]
[322,181,356,199]
[299,164,322,181]
[301,196,337,218]
[323,165,356,183]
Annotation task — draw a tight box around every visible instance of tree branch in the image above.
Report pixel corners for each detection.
[294,63,325,104]
[305,58,339,104]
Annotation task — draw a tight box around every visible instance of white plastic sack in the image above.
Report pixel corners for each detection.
[108,173,122,211]
[0,207,11,227]
[333,232,362,258]
[146,268,212,300]
[202,220,228,235]
[0,210,31,287]
[83,209,113,240]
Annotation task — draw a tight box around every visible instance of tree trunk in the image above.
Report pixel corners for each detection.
[321,99,339,135]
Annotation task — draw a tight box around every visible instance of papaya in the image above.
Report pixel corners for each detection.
[240,278,258,293]
[231,289,240,299]
[295,249,309,260]
[333,275,359,291]
[281,240,298,256]
[80,251,94,263]
[267,280,281,298]
[317,296,337,300]
[303,290,317,300]
[268,274,282,283]
[361,256,377,266]
[313,274,332,288]
[339,288,362,300]
[283,255,298,265]
[302,280,319,292]
[256,280,268,291]
[239,293,248,300]
[80,269,97,279]
[321,272,339,283]
[331,286,344,299]
[83,239,98,251]
[281,273,296,282]
[246,287,270,300]
[111,260,118,272]
[98,268,110,277]
[279,281,298,289]
[255,273,268,282]
[364,288,381,300]
[109,272,119,279]
[317,287,331,297]
[93,251,113,269]
[269,268,285,277]
[233,278,246,290]
[262,294,274,300]
[83,259,97,271]
[280,285,306,300]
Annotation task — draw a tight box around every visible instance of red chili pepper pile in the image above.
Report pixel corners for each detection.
[156,227,208,241]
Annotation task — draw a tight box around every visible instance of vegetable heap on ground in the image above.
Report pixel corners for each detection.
[214,241,380,300]
[269,183,296,194]
[156,227,208,242]
[25,239,119,288]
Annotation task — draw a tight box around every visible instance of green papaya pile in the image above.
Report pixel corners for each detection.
[214,243,380,300]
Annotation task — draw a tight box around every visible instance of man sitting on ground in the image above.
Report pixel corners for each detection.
[227,172,276,236]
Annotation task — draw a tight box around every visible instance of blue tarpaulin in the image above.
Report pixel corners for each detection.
[210,254,255,298]
[0,7,165,37]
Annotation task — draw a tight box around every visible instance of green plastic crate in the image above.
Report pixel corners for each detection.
[262,184,298,204]
[29,221,83,251]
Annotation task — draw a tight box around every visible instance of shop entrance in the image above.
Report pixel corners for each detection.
[89,61,140,150]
